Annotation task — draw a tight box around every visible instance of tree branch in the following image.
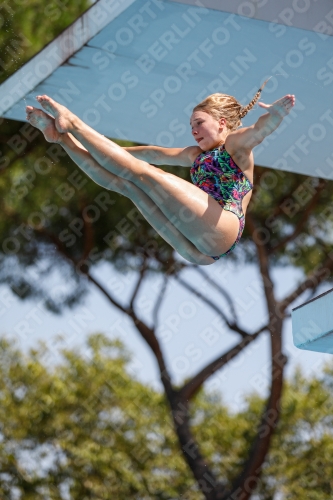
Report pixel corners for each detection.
[175,275,249,338]
[194,266,239,322]
[246,214,275,310]
[45,230,129,314]
[85,271,128,314]
[220,212,286,500]
[129,259,147,312]
[152,275,168,329]
[178,326,268,402]
[43,231,175,397]
[81,201,95,262]
[278,252,333,313]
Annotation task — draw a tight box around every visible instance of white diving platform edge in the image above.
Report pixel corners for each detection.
[292,288,333,354]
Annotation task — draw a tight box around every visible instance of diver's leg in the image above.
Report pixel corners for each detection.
[26,106,214,265]
[36,95,239,257]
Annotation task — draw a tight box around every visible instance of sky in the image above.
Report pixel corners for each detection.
[1,256,332,412]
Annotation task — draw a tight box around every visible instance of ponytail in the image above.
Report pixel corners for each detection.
[193,77,272,132]
[239,77,271,119]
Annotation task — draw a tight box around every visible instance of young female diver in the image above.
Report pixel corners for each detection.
[26,85,295,265]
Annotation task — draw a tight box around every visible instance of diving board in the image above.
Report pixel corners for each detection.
[292,288,333,354]
[1,0,333,179]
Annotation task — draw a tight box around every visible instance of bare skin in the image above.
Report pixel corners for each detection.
[25,108,214,265]
[26,93,295,264]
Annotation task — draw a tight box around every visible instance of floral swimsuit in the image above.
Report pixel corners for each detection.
[190,144,253,260]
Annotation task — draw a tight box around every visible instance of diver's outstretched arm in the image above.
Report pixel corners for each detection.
[227,94,296,152]
[70,140,199,167]
[124,145,201,167]
[68,137,197,167]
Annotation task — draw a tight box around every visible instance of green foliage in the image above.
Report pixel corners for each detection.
[0,334,201,499]
[258,367,333,500]
[189,367,333,499]
[1,335,333,499]
[248,166,333,275]
[0,0,91,84]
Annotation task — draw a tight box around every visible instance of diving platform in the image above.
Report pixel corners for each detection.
[292,288,333,354]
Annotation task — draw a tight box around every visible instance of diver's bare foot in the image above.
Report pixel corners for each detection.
[26,106,61,143]
[36,95,77,133]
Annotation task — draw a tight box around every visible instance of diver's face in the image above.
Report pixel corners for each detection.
[190,111,225,150]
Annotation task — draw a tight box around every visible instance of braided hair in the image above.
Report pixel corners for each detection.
[193,78,270,131]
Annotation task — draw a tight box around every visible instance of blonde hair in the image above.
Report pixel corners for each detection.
[193,79,270,131]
